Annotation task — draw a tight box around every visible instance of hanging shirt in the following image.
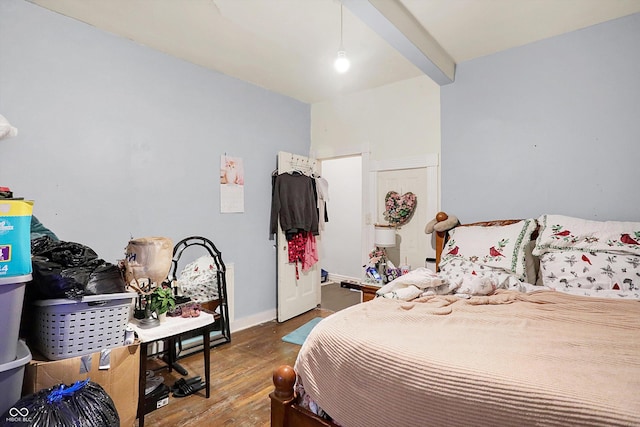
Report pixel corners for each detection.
[270,173,319,238]
[315,176,329,231]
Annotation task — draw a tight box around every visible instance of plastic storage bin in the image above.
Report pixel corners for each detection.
[0,274,31,364]
[0,339,32,417]
[33,292,137,360]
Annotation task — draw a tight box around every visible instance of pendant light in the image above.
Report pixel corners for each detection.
[334,4,350,73]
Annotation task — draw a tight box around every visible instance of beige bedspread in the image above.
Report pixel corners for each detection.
[294,290,640,426]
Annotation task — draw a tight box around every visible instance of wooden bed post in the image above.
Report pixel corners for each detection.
[270,365,297,427]
[434,211,449,271]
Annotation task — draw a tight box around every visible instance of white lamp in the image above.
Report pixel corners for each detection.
[374,224,396,248]
[333,4,350,73]
[334,50,350,73]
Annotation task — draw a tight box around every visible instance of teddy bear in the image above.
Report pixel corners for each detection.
[424,212,460,234]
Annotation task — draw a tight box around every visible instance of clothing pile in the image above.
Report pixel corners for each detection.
[270,171,328,279]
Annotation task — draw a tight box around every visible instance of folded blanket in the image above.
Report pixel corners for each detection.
[376,268,455,300]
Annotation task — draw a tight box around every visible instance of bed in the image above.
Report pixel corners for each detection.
[270,213,640,427]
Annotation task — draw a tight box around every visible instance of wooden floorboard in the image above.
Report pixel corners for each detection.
[138,308,333,427]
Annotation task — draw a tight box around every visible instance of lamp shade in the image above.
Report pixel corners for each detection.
[374,225,396,247]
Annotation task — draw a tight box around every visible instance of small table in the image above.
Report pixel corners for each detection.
[129,312,215,427]
[360,283,382,302]
[340,280,382,302]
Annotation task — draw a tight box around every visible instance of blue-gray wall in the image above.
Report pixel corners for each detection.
[442,13,640,223]
[0,0,310,321]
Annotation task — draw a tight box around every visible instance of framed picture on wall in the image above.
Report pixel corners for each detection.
[220,155,245,213]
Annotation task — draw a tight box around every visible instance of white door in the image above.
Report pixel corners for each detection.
[276,151,321,322]
[376,168,431,270]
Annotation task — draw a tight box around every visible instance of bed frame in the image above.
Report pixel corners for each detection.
[269,213,531,427]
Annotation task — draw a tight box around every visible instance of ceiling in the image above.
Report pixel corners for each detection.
[28,0,640,104]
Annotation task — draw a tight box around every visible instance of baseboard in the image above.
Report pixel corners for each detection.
[230,308,277,333]
[326,273,361,284]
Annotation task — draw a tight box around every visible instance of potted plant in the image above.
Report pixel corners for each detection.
[149,285,176,321]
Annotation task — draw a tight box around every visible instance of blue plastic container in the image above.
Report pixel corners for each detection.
[0,200,33,278]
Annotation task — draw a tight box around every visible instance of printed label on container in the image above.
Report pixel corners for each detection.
[0,245,11,261]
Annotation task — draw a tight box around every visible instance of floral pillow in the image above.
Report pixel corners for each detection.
[539,250,640,298]
[534,214,640,257]
[440,219,538,281]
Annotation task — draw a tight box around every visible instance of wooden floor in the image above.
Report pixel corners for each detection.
[139,308,333,427]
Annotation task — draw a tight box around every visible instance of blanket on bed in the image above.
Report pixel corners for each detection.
[375,266,541,301]
[295,290,640,427]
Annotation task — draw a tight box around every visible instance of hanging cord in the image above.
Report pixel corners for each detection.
[47,379,90,403]
[339,4,345,51]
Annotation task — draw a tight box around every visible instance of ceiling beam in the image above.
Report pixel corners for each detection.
[343,0,455,85]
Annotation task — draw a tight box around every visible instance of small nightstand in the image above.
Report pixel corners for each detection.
[340,280,381,302]
[360,284,382,302]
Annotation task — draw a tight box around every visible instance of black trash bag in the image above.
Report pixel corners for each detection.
[84,263,126,295]
[0,379,119,427]
[28,237,126,300]
[31,236,99,267]
[30,235,56,256]
[29,256,86,300]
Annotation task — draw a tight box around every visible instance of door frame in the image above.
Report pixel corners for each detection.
[313,144,370,272]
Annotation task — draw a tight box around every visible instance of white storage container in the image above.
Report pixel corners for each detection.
[0,339,32,417]
[0,274,31,364]
[33,292,136,360]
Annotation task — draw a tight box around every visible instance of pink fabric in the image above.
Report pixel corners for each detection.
[302,232,318,272]
[288,231,318,279]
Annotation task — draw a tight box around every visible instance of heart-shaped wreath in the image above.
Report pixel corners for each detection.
[383,191,417,226]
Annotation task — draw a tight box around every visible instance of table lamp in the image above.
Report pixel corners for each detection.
[374,224,396,248]
[374,225,396,283]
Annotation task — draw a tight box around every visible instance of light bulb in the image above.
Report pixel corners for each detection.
[334,50,350,73]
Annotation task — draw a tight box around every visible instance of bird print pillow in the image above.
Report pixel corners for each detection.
[533,214,640,298]
[538,250,640,298]
[533,214,640,257]
[440,219,538,282]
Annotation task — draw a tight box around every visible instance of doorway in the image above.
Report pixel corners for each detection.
[318,155,363,283]
[320,283,361,312]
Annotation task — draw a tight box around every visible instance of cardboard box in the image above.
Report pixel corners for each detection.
[23,342,140,427]
[145,383,170,415]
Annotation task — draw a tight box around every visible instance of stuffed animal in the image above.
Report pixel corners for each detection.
[424,212,459,234]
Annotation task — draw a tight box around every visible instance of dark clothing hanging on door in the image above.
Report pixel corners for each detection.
[270,172,319,239]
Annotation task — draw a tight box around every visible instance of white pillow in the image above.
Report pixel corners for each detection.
[176,255,219,301]
[534,214,640,257]
[539,250,640,295]
[441,219,538,281]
